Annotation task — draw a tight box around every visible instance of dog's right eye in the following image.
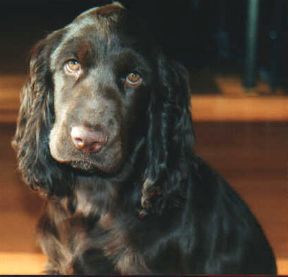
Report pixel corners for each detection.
[64,59,82,77]
[124,72,143,88]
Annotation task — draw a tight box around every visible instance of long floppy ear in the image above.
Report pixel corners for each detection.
[12,30,73,197]
[140,54,195,216]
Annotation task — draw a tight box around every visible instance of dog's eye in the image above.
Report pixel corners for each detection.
[64,59,82,76]
[125,72,143,88]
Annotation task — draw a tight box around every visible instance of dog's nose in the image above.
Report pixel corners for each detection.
[71,126,108,153]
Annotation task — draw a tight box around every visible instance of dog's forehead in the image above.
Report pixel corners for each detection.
[50,4,129,67]
[50,7,151,68]
[66,2,126,38]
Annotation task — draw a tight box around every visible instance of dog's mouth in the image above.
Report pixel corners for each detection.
[70,160,98,172]
[50,139,124,174]
[52,148,124,173]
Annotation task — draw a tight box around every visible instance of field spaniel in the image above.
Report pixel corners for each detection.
[13,2,276,274]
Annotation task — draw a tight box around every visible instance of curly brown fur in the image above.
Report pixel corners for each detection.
[13,3,276,274]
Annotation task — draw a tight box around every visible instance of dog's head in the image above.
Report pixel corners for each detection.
[13,3,194,202]
[48,3,156,173]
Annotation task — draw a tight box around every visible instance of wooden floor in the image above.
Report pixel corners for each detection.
[0,74,287,274]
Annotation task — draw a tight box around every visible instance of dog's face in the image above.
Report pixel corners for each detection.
[14,2,193,202]
[48,5,154,173]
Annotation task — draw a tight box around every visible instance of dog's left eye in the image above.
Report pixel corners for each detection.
[64,59,82,77]
[125,72,143,88]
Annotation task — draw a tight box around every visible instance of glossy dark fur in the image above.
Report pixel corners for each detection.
[13,3,276,274]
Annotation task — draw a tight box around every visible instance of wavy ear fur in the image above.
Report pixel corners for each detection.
[140,54,195,216]
[12,30,74,197]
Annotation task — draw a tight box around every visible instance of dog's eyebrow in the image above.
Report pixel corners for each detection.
[113,48,151,73]
[76,41,92,62]
[112,47,147,62]
[51,38,93,68]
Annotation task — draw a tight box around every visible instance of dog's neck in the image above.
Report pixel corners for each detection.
[74,175,118,216]
[59,138,146,217]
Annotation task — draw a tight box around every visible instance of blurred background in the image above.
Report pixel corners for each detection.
[0,0,287,274]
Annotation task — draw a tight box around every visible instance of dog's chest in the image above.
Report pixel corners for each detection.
[43,189,149,274]
[72,190,149,273]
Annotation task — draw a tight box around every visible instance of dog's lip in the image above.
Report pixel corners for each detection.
[70,160,96,170]
[53,154,99,165]
[50,151,98,166]
[69,158,121,175]
[50,155,68,164]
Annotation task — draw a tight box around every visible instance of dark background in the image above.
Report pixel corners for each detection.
[0,0,287,90]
